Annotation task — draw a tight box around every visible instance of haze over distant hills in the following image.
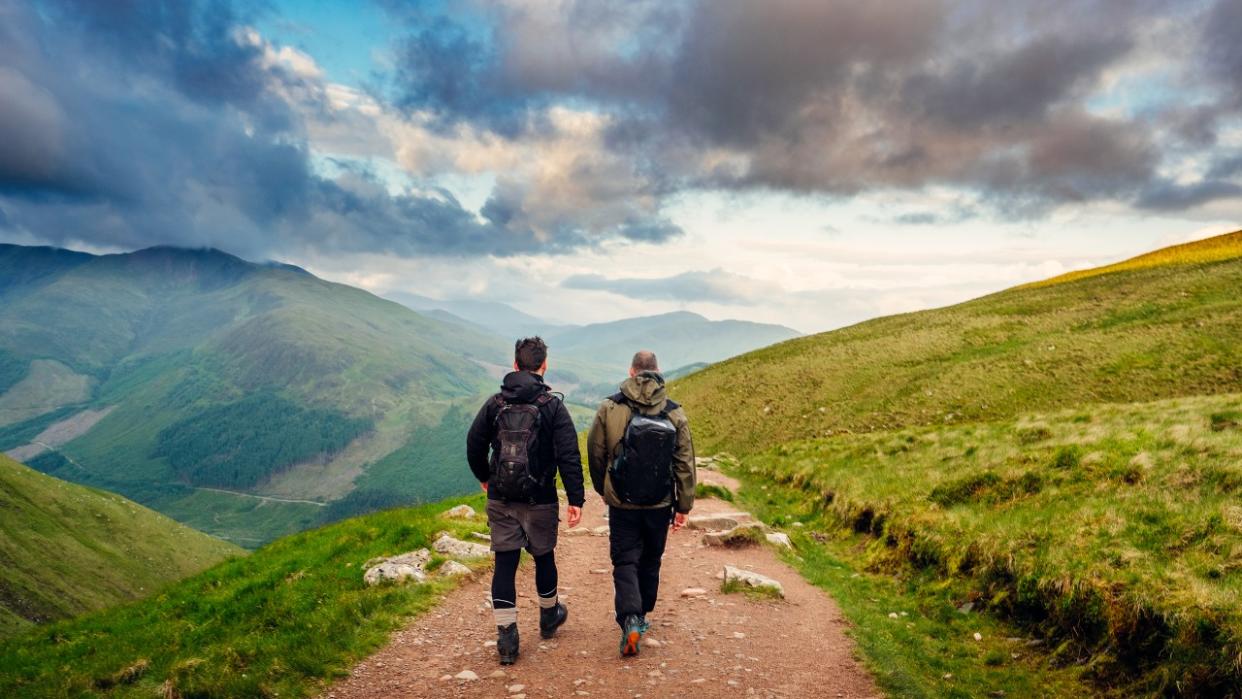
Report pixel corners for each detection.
[386,294,801,376]
[0,243,799,546]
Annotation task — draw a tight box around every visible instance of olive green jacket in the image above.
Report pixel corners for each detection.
[587,372,696,513]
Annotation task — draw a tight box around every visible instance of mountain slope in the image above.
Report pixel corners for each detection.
[0,244,504,545]
[674,231,1242,456]
[545,311,800,372]
[674,230,1242,695]
[385,291,566,339]
[0,454,241,639]
[0,494,488,698]
[1025,229,1242,289]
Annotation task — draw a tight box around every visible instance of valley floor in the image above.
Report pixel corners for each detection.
[326,472,879,699]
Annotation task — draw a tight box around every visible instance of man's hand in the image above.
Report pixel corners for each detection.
[671,512,687,532]
[566,505,583,528]
[480,481,488,492]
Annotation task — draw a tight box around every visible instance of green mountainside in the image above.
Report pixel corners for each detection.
[0,494,488,699]
[674,233,1242,457]
[0,245,504,545]
[673,231,1242,695]
[0,454,240,639]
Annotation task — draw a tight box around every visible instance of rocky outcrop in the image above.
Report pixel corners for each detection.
[433,533,491,559]
[722,565,785,598]
[765,532,793,549]
[441,504,477,519]
[438,560,473,577]
[363,549,431,586]
[703,522,767,548]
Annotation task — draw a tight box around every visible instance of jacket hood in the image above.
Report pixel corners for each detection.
[501,370,550,403]
[620,371,667,411]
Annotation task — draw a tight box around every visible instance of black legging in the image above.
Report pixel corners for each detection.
[491,549,558,611]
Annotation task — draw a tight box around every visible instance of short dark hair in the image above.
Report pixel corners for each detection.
[631,350,659,372]
[515,337,548,371]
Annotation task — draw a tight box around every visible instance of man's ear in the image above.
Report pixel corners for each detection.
[513,361,520,371]
[538,359,548,376]
[629,366,637,378]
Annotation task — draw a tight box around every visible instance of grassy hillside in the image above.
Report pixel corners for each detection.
[0,244,502,545]
[740,394,1242,695]
[1025,230,1242,289]
[674,231,1242,696]
[0,455,241,639]
[674,232,1242,457]
[0,494,487,699]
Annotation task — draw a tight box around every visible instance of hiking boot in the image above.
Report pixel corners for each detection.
[619,614,644,657]
[497,623,519,665]
[539,602,568,639]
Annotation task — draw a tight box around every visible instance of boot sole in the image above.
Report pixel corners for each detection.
[620,630,641,657]
[499,654,517,666]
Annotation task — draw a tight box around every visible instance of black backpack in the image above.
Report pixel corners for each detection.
[609,393,679,506]
[490,393,554,502]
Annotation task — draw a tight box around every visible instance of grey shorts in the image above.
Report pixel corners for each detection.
[486,500,560,556]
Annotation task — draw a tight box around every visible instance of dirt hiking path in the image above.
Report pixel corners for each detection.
[327,471,879,699]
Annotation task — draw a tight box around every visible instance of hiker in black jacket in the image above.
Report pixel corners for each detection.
[466,336,585,665]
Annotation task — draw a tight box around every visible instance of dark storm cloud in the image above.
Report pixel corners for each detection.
[1135,179,1242,211]
[390,0,1240,215]
[0,0,663,257]
[562,269,777,304]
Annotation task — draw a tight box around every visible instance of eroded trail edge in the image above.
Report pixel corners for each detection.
[327,469,879,699]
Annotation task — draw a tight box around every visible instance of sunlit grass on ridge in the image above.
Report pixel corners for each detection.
[1022,229,1242,289]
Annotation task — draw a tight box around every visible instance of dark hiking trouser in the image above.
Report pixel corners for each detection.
[609,505,673,627]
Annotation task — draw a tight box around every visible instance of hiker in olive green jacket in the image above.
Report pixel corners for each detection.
[587,350,695,656]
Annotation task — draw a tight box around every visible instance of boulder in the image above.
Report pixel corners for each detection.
[687,515,740,531]
[363,548,431,586]
[439,560,472,577]
[470,531,492,542]
[722,565,784,598]
[687,512,759,531]
[442,504,477,519]
[434,533,491,559]
[703,522,766,547]
[765,532,793,549]
[591,525,610,537]
[563,527,591,537]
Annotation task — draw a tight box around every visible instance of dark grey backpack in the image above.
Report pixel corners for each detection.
[490,393,553,502]
[609,393,679,506]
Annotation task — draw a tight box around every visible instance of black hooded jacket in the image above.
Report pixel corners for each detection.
[466,371,586,507]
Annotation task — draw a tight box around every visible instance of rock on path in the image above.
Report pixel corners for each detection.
[327,476,879,698]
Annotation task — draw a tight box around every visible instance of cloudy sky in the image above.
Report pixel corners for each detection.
[1,0,1239,333]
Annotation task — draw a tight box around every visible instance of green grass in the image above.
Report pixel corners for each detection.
[695,482,735,501]
[720,393,1242,696]
[737,475,1089,697]
[673,232,1242,458]
[719,578,782,600]
[672,232,1242,695]
[0,455,241,639]
[0,494,489,698]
